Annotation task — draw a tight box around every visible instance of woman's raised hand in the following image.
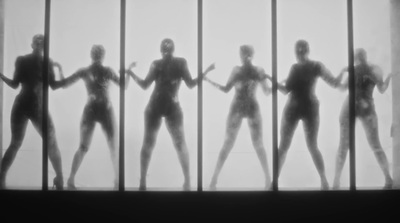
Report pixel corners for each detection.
[128,61,137,70]
[204,63,216,75]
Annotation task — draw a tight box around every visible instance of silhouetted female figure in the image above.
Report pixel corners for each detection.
[126,38,214,191]
[276,40,343,190]
[333,48,393,189]
[206,45,271,190]
[0,34,64,189]
[55,45,125,190]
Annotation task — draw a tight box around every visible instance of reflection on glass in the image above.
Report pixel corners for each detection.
[0,0,47,190]
[203,0,272,190]
[353,0,393,189]
[50,0,120,190]
[277,0,347,190]
[125,0,197,190]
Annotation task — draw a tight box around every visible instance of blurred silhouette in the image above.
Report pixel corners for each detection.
[55,45,126,190]
[333,48,394,189]
[205,45,271,190]
[275,40,343,190]
[0,34,64,190]
[126,38,214,191]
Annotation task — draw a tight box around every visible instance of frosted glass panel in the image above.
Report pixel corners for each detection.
[1,0,45,189]
[353,0,393,189]
[203,0,272,191]
[49,0,120,190]
[125,0,197,191]
[277,0,348,190]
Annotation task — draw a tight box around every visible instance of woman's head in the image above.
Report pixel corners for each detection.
[31,34,44,53]
[160,38,175,58]
[91,44,105,63]
[240,45,254,65]
[355,48,367,65]
[295,40,309,62]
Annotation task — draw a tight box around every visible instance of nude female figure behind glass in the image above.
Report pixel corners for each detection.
[205,45,272,190]
[126,38,214,191]
[55,45,126,190]
[333,48,394,189]
[0,34,64,190]
[275,40,344,190]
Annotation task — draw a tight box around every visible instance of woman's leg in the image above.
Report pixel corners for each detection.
[277,104,299,178]
[0,109,28,189]
[139,109,162,191]
[333,102,350,189]
[165,108,192,191]
[99,107,119,189]
[31,112,64,189]
[360,111,393,189]
[302,104,329,190]
[67,108,96,189]
[248,111,271,189]
[209,111,243,190]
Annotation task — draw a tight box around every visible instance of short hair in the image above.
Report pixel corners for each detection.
[240,45,254,58]
[295,39,310,55]
[91,44,105,61]
[160,38,175,54]
[355,48,367,59]
[32,34,44,43]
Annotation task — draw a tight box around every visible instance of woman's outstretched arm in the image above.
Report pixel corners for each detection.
[320,63,345,89]
[335,67,349,91]
[371,65,397,94]
[0,72,19,89]
[258,68,271,96]
[109,67,130,90]
[183,62,216,89]
[0,57,24,89]
[126,61,156,90]
[203,66,237,93]
[262,72,288,94]
[52,66,85,90]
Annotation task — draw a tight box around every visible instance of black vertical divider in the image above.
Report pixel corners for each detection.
[42,0,51,191]
[119,0,126,192]
[348,0,356,191]
[197,0,203,192]
[347,0,356,191]
[271,0,278,192]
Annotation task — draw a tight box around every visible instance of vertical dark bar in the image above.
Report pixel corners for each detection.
[271,0,278,192]
[42,0,51,191]
[391,0,400,187]
[347,0,356,191]
[0,0,4,168]
[197,0,203,192]
[119,0,126,192]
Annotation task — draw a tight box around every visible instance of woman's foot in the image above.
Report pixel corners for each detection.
[321,178,330,190]
[265,179,272,191]
[53,176,64,190]
[139,185,146,191]
[67,178,77,190]
[209,181,217,191]
[139,180,146,191]
[113,179,119,190]
[0,174,6,189]
[383,178,393,190]
[332,178,340,190]
[183,181,191,191]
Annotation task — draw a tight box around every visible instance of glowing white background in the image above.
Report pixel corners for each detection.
[1,0,393,189]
